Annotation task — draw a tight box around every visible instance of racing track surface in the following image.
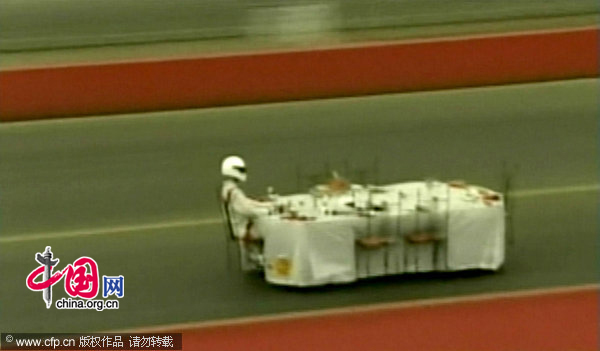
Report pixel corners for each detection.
[0,78,597,332]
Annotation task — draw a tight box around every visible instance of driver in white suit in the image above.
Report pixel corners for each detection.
[220,156,272,268]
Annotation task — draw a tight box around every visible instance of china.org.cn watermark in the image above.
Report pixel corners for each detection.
[26,246,124,310]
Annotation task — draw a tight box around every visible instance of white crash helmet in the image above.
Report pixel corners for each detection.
[221,155,247,182]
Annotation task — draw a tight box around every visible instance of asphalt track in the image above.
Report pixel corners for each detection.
[0,78,597,332]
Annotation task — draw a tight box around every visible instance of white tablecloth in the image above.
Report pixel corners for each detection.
[257,181,505,286]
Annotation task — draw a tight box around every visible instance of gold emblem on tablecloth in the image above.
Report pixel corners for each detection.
[272,256,292,277]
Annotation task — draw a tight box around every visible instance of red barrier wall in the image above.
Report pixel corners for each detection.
[181,288,598,351]
[0,28,597,121]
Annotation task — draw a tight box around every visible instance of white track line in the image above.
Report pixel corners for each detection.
[117,283,598,333]
[1,183,597,244]
[511,183,599,197]
[0,218,221,244]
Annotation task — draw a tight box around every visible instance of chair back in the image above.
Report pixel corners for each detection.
[218,187,238,241]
